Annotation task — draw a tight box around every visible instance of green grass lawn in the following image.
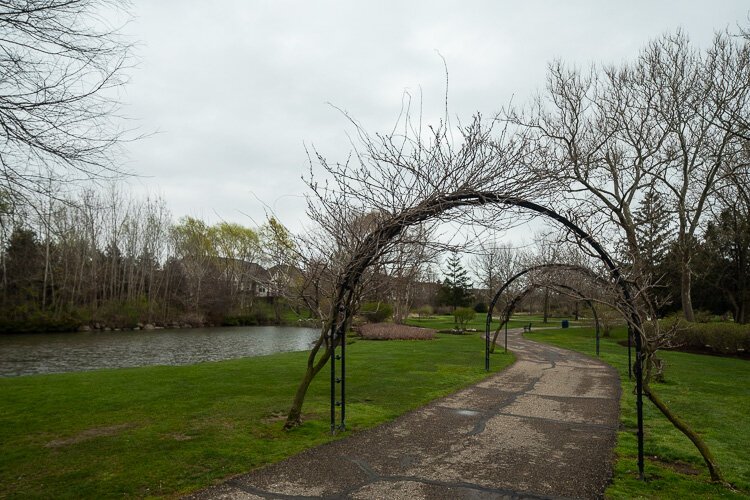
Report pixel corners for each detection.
[406,312,581,331]
[526,326,750,499]
[0,333,513,499]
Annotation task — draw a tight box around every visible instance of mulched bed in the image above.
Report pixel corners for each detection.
[358,323,436,340]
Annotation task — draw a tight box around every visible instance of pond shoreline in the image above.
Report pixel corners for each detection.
[0,325,323,377]
[0,317,322,336]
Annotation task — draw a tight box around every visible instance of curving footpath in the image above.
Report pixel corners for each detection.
[187,329,620,499]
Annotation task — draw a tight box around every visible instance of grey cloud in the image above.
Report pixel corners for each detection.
[123,0,750,232]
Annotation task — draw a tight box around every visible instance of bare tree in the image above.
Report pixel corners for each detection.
[287,40,740,478]
[470,242,519,305]
[283,103,550,429]
[646,31,750,321]
[503,30,743,480]
[507,30,750,324]
[378,223,438,324]
[289,229,340,320]
[0,0,133,203]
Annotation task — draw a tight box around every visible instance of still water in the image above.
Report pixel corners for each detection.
[0,326,321,377]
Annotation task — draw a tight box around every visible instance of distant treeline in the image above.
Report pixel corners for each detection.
[0,187,303,333]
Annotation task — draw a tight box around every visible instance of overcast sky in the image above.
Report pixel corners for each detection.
[121,1,749,234]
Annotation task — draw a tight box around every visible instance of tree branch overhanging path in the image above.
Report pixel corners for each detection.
[287,107,642,451]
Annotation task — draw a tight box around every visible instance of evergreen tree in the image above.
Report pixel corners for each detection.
[634,188,673,273]
[2,227,44,310]
[701,207,750,322]
[438,252,473,312]
[633,188,674,312]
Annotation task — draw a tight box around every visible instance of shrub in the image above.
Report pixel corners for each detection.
[358,323,435,340]
[360,301,393,323]
[474,302,488,313]
[94,297,149,328]
[453,307,476,330]
[0,306,84,333]
[598,307,624,338]
[435,305,453,315]
[414,305,434,318]
[251,302,273,324]
[174,311,207,327]
[222,315,258,326]
[669,319,750,355]
[692,309,715,324]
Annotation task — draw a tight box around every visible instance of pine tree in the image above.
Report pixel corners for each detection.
[634,188,673,277]
[438,251,473,312]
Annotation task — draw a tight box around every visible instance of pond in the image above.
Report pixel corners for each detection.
[0,326,321,377]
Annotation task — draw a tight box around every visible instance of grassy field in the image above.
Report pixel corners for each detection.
[406,312,582,331]
[526,326,750,499]
[0,332,513,499]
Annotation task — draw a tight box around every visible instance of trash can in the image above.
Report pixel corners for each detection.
[562,320,569,329]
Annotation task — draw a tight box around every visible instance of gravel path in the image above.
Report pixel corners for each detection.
[187,329,620,499]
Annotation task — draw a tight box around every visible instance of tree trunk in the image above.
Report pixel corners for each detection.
[643,381,724,483]
[273,296,282,324]
[489,321,505,353]
[42,219,51,310]
[680,254,695,322]
[284,333,331,429]
[543,289,549,323]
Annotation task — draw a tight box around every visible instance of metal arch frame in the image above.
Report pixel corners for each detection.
[550,283,601,357]
[487,285,533,354]
[484,263,608,369]
[485,276,602,358]
[327,194,646,479]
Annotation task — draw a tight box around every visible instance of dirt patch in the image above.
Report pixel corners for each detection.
[262,412,317,424]
[168,433,193,441]
[45,423,136,448]
[262,412,288,424]
[647,455,701,476]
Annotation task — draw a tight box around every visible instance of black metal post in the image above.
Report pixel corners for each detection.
[595,327,600,356]
[634,334,644,479]
[594,312,600,358]
[340,326,346,431]
[484,309,491,371]
[628,326,632,380]
[504,320,508,353]
[330,330,335,435]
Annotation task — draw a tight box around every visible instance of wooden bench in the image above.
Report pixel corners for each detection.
[523,323,532,332]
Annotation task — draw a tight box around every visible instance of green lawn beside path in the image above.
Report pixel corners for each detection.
[0,333,513,499]
[406,313,575,331]
[526,326,750,499]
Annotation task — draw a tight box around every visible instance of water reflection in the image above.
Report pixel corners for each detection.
[0,326,321,377]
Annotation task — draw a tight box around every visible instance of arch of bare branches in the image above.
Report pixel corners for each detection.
[485,277,602,357]
[552,283,601,357]
[288,192,646,478]
[484,263,610,359]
